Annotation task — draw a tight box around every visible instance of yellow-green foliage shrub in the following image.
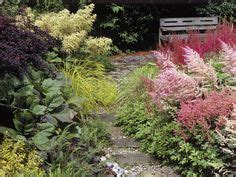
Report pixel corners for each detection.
[35,4,112,55]
[63,61,117,114]
[0,137,44,176]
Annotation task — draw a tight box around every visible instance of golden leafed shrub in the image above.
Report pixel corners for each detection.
[0,137,44,176]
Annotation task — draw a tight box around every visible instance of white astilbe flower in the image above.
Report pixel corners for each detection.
[216,104,236,156]
[183,46,217,86]
[221,42,236,82]
[153,51,176,70]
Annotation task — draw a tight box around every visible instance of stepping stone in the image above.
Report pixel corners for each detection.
[98,112,117,122]
[138,171,179,177]
[113,152,155,166]
[112,138,140,148]
[109,127,124,139]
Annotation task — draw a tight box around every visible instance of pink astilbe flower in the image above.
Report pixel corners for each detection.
[153,51,176,70]
[160,21,236,65]
[144,68,198,109]
[177,91,235,134]
[183,46,217,85]
[221,42,236,81]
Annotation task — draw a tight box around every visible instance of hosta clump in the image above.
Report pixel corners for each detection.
[0,70,83,135]
[0,14,59,75]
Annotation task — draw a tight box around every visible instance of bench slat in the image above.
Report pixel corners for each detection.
[160,33,209,40]
[161,25,217,31]
[160,17,218,27]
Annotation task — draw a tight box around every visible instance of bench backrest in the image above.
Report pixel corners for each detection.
[158,17,219,46]
[160,17,218,28]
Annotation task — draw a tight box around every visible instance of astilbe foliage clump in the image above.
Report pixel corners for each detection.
[177,91,235,135]
[0,14,59,75]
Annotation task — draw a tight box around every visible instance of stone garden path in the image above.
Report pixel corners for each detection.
[99,52,180,177]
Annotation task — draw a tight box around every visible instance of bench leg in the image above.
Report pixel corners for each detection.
[158,29,162,48]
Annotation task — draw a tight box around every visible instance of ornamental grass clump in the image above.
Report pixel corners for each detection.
[63,61,117,114]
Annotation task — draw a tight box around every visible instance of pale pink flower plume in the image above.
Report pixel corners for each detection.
[183,46,217,86]
[145,68,198,109]
[153,51,176,70]
[221,42,236,81]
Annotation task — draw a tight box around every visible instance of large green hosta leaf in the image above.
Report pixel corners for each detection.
[33,123,56,151]
[0,74,20,104]
[32,105,47,115]
[42,78,65,96]
[45,94,64,112]
[52,105,77,123]
[13,109,36,136]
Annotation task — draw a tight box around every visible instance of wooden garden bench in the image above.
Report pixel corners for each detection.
[159,17,218,46]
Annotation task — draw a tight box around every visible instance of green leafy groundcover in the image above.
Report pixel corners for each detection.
[116,64,233,177]
[116,100,227,176]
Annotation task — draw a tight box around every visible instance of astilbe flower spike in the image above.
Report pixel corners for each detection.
[183,46,217,86]
[221,41,236,82]
[153,51,176,70]
[144,68,198,109]
[177,91,235,135]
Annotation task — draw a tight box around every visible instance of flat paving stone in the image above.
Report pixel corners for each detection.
[113,152,155,166]
[112,137,140,148]
[137,171,180,177]
[98,112,117,122]
[109,127,124,139]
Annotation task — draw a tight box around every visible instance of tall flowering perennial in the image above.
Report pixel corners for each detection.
[183,46,217,86]
[154,51,176,70]
[177,91,235,135]
[161,21,236,65]
[35,4,112,55]
[216,91,236,156]
[144,68,198,109]
[221,42,236,82]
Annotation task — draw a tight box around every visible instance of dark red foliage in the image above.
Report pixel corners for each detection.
[160,21,236,65]
[177,91,235,134]
[0,14,60,75]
